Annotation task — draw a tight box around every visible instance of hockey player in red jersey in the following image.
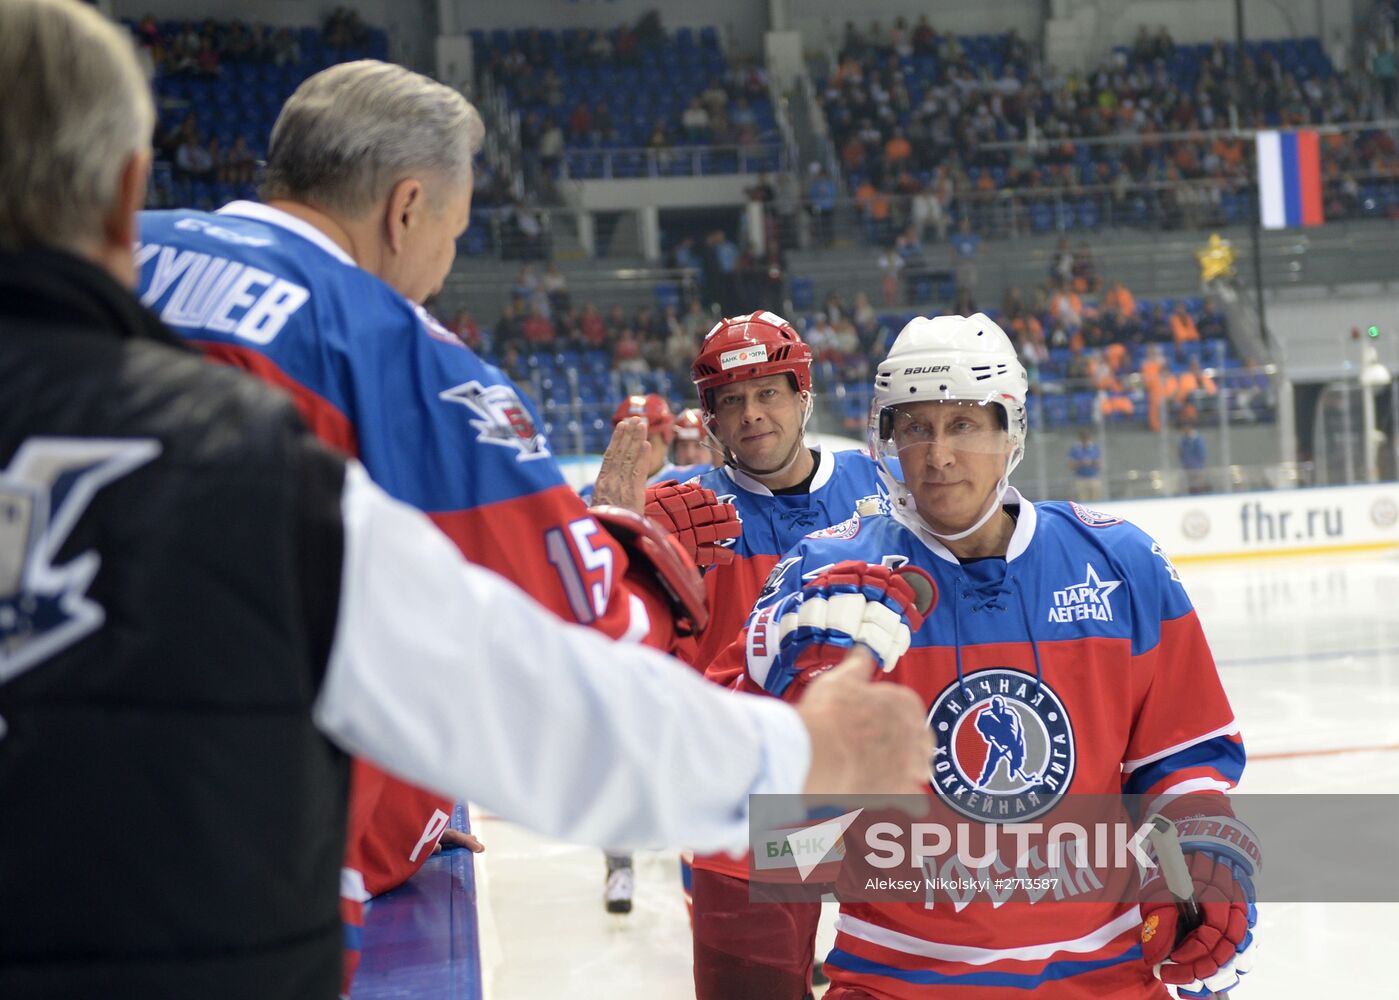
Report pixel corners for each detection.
[134,60,734,992]
[672,406,720,471]
[682,311,886,1000]
[713,314,1259,1000]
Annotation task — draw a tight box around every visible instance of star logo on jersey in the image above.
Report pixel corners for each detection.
[0,438,161,684]
[439,380,551,461]
[1047,563,1121,624]
[928,668,1076,822]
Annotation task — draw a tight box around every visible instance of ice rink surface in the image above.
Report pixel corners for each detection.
[470,549,1399,999]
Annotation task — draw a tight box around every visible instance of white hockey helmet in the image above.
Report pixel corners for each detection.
[868,313,1029,541]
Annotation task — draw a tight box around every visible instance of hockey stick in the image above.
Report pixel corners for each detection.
[1146,813,1228,1000]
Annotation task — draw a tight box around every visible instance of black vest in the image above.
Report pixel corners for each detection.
[0,249,348,999]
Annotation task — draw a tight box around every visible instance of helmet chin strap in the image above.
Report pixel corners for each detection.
[923,474,1010,542]
[723,393,815,485]
[892,446,1021,544]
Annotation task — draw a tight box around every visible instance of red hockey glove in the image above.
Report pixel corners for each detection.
[644,480,741,568]
[1141,851,1255,997]
[590,504,708,636]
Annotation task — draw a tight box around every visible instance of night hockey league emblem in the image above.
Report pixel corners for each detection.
[0,438,161,683]
[927,668,1076,822]
[439,380,551,460]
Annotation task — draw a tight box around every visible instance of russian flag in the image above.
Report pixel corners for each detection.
[1257,129,1323,229]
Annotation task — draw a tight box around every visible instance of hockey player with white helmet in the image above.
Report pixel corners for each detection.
[710,313,1261,1000]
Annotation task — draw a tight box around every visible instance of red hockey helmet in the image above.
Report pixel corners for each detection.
[611,393,676,444]
[674,407,704,442]
[690,311,812,417]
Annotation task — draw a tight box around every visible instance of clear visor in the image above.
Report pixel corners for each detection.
[875,399,1012,474]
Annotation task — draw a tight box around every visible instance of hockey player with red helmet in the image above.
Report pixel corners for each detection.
[580,394,676,505]
[709,313,1258,1000]
[684,311,887,1000]
[666,406,719,477]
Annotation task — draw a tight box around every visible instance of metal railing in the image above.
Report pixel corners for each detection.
[557,142,787,180]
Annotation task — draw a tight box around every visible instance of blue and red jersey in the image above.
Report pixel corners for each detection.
[712,492,1244,998]
[136,203,658,904]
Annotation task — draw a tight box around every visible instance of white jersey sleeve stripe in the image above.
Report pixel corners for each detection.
[1121,721,1240,774]
[313,461,811,853]
[833,908,1142,965]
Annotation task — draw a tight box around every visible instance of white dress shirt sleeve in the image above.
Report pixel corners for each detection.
[312,461,810,853]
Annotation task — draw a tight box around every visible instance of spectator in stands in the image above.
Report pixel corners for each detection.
[1051,237,1074,287]
[612,326,648,375]
[586,29,613,66]
[448,310,482,352]
[592,100,616,144]
[950,217,980,297]
[703,230,740,314]
[648,119,673,161]
[539,119,564,181]
[678,297,708,339]
[1071,241,1101,294]
[1069,429,1105,501]
[1102,280,1137,321]
[194,34,220,76]
[1049,279,1083,334]
[174,126,213,181]
[579,302,608,348]
[1179,422,1208,494]
[1175,357,1217,424]
[806,312,838,360]
[876,243,903,306]
[521,303,556,347]
[221,135,256,186]
[568,101,593,143]
[271,27,301,67]
[494,300,523,355]
[1197,298,1227,340]
[1170,300,1200,347]
[605,303,627,338]
[543,262,570,315]
[884,127,912,170]
[682,98,712,144]
[807,163,837,247]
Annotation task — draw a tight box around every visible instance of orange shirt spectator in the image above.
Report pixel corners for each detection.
[1170,305,1200,346]
[1174,363,1217,404]
[1102,282,1136,320]
[856,181,890,221]
[1104,341,1128,375]
[884,133,912,166]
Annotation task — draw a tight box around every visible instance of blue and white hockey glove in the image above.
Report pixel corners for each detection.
[745,560,936,698]
[1141,813,1261,997]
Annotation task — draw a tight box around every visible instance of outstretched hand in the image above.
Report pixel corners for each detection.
[795,649,932,801]
[591,416,650,513]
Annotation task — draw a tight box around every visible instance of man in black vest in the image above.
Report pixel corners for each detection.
[0,3,933,998]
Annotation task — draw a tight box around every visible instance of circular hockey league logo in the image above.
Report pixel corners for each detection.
[927,668,1075,822]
